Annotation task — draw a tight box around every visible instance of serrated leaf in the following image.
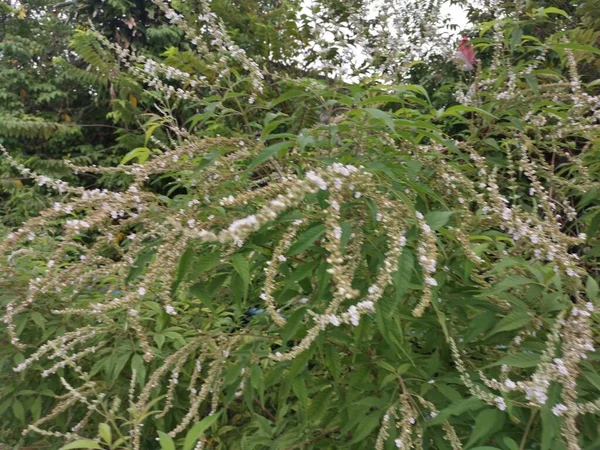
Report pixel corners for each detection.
[231,254,250,299]
[487,353,541,369]
[292,376,308,411]
[288,224,326,255]
[485,312,531,338]
[348,410,383,444]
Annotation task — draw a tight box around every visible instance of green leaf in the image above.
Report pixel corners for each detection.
[288,224,326,255]
[502,436,519,450]
[364,108,396,132]
[249,141,295,169]
[270,89,307,107]
[12,399,24,424]
[292,376,308,411]
[121,147,150,165]
[251,364,265,402]
[60,440,102,450]
[487,353,541,369]
[231,254,250,299]
[440,105,498,121]
[540,6,569,17]
[348,411,383,444]
[485,312,531,338]
[465,409,505,447]
[483,276,533,296]
[99,423,112,445]
[190,250,221,277]
[469,447,502,450]
[425,211,453,231]
[157,431,176,450]
[553,43,600,56]
[173,245,194,291]
[586,276,598,300]
[183,413,221,450]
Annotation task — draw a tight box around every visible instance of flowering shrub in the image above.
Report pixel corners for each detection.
[1,1,599,449]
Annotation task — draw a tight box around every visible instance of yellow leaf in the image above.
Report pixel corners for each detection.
[130,94,138,107]
[114,232,126,245]
[63,113,71,123]
[19,89,27,98]
[18,7,26,19]
[13,180,23,188]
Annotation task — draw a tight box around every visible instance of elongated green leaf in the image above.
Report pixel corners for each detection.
[540,6,569,17]
[99,423,112,445]
[364,108,396,132]
[249,141,295,169]
[60,440,102,450]
[553,43,600,56]
[157,431,175,450]
[121,147,150,165]
[270,89,307,107]
[183,413,221,450]
[425,211,453,230]
[441,105,498,121]
[465,409,505,448]
[485,312,531,338]
[288,224,326,255]
[231,254,250,298]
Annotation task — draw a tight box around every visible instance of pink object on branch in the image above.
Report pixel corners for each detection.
[453,36,476,71]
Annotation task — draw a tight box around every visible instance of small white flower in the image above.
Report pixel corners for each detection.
[504,379,516,390]
[328,315,341,326]
[138,287,146,296]
[494,396,506,411]
[278,255,287,262]
[552,403,567,416]
[165,305,177,316]
[425,277,438,287]
[395,439,403,448]
[566,268,579,277]
[333,226,342,240]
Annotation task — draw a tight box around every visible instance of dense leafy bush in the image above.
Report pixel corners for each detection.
[1,0,599,449]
